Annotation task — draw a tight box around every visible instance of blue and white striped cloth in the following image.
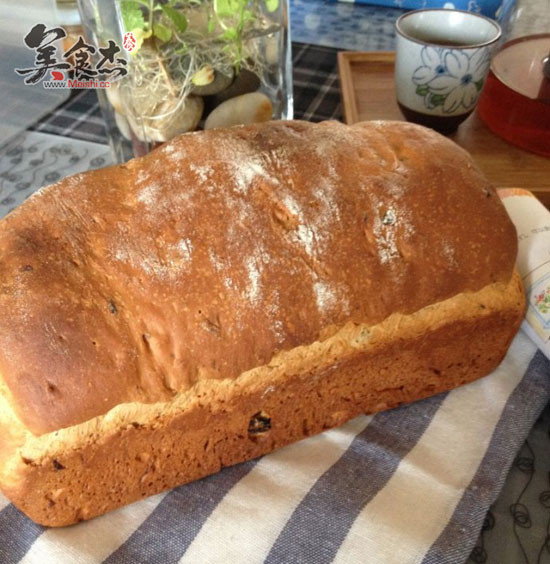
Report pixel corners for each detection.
[0,331,548,564]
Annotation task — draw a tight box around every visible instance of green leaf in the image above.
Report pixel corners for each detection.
[430,94,445,107]
[242,9,254,22]
[153,22,172,42]
[215,0,243,18]
[415,85,429,96]
[161,5,188,33]
[222,28,239,41]
[265,0,279,12]
[121,0,145,32]
[207,18,216,33]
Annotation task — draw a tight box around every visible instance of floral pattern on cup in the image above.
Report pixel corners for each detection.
[412,46,490,113]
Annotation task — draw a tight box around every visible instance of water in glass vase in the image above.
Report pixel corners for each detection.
[477,34,550,157]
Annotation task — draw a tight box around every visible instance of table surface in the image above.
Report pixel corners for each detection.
[2,4,550,561]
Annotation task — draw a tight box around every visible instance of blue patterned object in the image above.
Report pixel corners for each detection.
[290,0,515,51]
[0,130,111,217]
[290,0,403,51]
[330,0,503,19]
[412,46,490,113]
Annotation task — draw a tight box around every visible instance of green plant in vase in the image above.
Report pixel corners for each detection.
[112,0,282,147]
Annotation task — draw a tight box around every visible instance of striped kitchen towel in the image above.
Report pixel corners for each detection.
[0,330,548,564]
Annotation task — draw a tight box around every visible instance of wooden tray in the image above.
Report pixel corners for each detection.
[338,51,550,207]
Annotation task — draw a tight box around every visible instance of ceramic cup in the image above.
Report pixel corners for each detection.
[395,9,501,133]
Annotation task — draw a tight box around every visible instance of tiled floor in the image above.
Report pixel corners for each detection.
[289,0,404,50]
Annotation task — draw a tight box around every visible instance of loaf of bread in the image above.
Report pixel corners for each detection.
[0,120,524,526]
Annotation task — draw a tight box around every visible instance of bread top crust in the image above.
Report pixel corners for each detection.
[0,120,517,435]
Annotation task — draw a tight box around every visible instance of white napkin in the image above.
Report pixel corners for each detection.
[499,189,550,361]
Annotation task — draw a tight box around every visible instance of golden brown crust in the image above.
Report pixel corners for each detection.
[0,271,524,527]
[0,120,517,435]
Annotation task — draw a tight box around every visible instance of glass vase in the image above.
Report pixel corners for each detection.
[78,0,293,162]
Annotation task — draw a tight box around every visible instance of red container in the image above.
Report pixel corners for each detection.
[477,34,550,158]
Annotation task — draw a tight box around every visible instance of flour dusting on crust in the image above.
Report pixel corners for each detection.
[189,163,213,184]
[176,238,193,263]
[314,280,337,313]
[208,250,224,273]
[244,256,261,305]
[137,183,161,207]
